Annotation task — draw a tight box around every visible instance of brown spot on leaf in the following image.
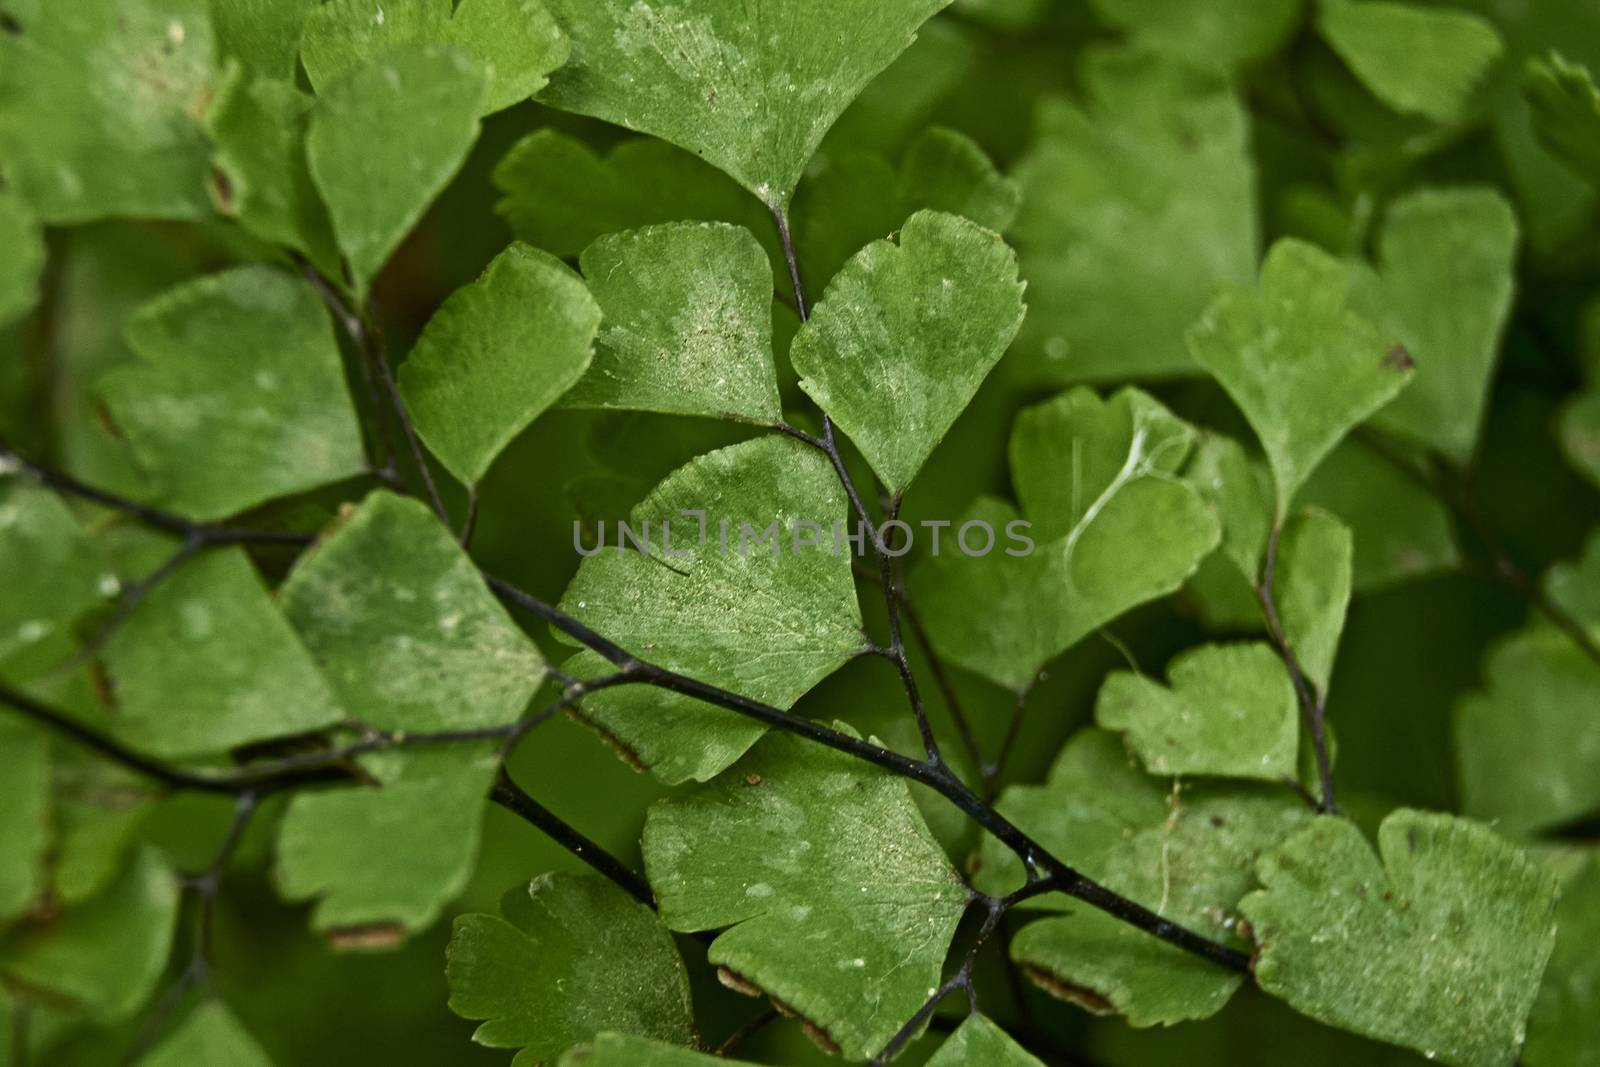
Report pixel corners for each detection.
[716,966,763,998]
[327,922,406,951]
[1023,965,1114,1015]
[1382,343,1415,371]
[745,773,762,786]
[209,167,234,215]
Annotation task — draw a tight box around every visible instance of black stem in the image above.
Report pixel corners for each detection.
[1256,524,1336,814]
[490,769,654,907]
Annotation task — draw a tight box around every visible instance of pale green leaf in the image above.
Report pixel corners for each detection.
[914,389,1219,691]
[98,266,367,522]
[491,130,761,259]
[0,488,109,665]
[1188,238,1413,511]
[301,0,568,116]
[1300,438,1460,592]
[1185,435,1273,583]
[791,210,1026,492]
[926,1015,1045,1066]
[279,491,544,734]
[0,192,44,329]
[302,0,451,88]
[1558,389,1600,488]
[1317,0,1503,122]
[1096,643,1299,781]
[1010,386,1195,542]
[0,0,217,222]
[556,1034,743,1066]
[307,44,486,287]
[898,127,1022,235]
[1241,810,1558,1067]
[1456,627,1600,835]
[1089,0,1302,74]
[559,436,863,783]
[1276,508,1354,694]
[563,222,781,423]
[974,729,1309,1025]
[643,726,968,1059]
[1012,50,1258,382]
[447,873,696,1062]
[1361,188,1519,463]
[47,753,159,907]
[0,719,48,920]
[204,69,340,271]
[0,847,179,1022]
[102,548,344,758]
[1526,53,1600,184]
[143,1002,275,1067]
[1524,858,1600,1065]
[399,243,600,485]
[276,746,499,939]
[212,0,317,79]
[537,0,948,207]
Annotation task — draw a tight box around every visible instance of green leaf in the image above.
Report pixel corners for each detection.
[1456,627,1600,835]
[643,726,968,1059]
[275,493,535,932]
[306,44,487,287]
[1010,386,1195,542]
[0,720,48,920]
[204,69,340,271]
[897,127,1023,235]
[0,488,109,665]
[1525,858,1600,1066]
[0,192,44,329]
[790,210,1026,492]
[301,0,569,116]
[1011,50,1258,382]
[1300,438,1460,593]
[491,130,764,259]
[0,0,217,223]
[1360,188,1519,463]
[46,753,159,907]
[537,0,948,207]
[1185,434,1273,582]
[1275,508,1354,694]
[562,222,782,423]
[0,847,179,1022]
[974,729,1309,1025]
[559,436,864,783]
[1088,0,1302,74]
[279,491,544,734]
[447,0,571,114]
[212,0,318,79]
[275,746,499,940]
[102,548,344,758]
[1317,0,1504,122]
[399,243,601,485]
[1188,239,1413,511]
[914,388,1220,691]
[447,873,696,1062]
[1241,810,1558,1067]
[143,1002,275,1067]
[1526,53,1600,183]
[792,126,1020,294]
[1561,389,1600,488]
[98,266,367,522]
[1095,643,1300,781]
[926,1015,1045,1066]
[556,1034,742,1066]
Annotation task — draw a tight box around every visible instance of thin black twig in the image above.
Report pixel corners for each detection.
[984,668,1044,798]
[1256,524,1336,814]
[490,769,654,907]
[713,1006,779,1056]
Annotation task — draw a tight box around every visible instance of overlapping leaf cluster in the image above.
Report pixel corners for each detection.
[1,1,1598,1066]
